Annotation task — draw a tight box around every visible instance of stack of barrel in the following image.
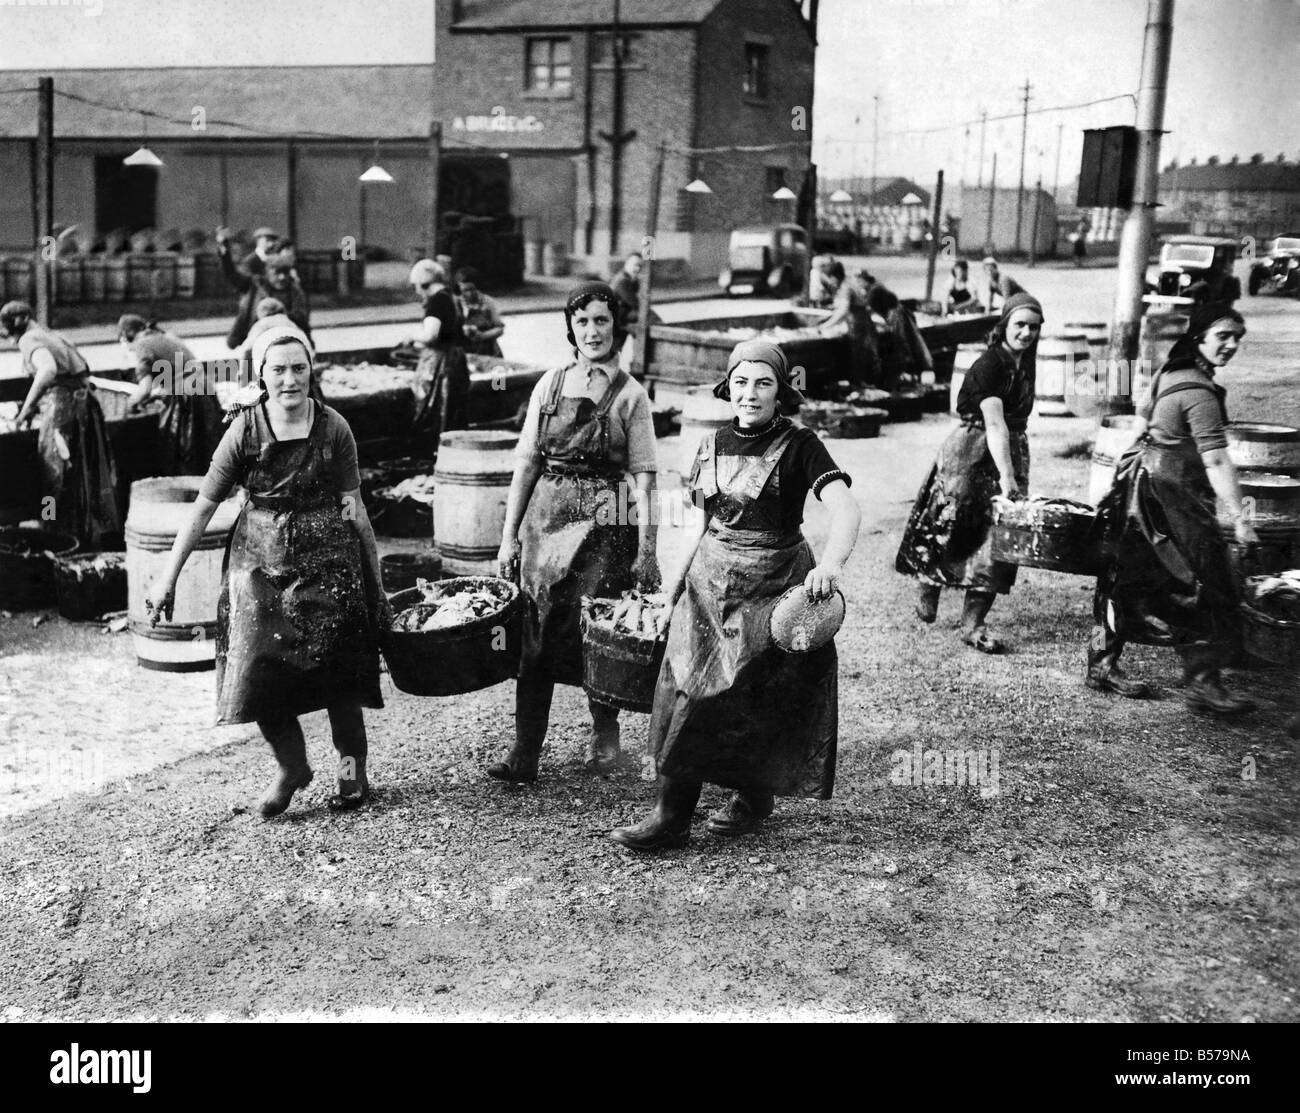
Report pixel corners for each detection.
[1223,423,1300,578]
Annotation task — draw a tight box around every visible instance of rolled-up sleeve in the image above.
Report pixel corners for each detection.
[1184,392,1229,453]
[199,416,247,503]
[513,372,551,464]
[623,388,657,474]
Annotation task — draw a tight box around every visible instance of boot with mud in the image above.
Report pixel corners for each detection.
[1085,626,1154,698]
[584,699,622,772]
[610,775,701,851]
[915,583,940,625]
[707,790,776,836]
[1184,670,1257,716]
[255,716,313,818]
[487,675,550,783]
[327,703,369,811]
[960,589,1004,654]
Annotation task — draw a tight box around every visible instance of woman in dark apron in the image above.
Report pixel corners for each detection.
[611,340,861,851]
[1088,303,1258,715]
[487,282,661,783]
[144,325,387,817]
[409,259,469,456]
[118,314,224,476]
[895,292,1044,653]
[3,300,121,548]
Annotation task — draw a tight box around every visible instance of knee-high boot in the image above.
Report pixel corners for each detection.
[585,697,621,771]
[960,589,1004,653]
[487,673,553,783]
[610,775,702,851]
[254,714,313,818]
[327,703,369,810]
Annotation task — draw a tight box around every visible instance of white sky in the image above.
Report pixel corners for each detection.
[813,0,1300,191]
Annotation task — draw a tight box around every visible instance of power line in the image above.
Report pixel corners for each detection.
[879,92,1137,140]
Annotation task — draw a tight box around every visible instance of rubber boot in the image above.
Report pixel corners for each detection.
[915,583,940,625]
[960,589,1004,653]
[584,698,621,772]
[327,703,369,811]
[255,715,313,818]
[707,790,776,836]
[1181,648,1256,716]
[1085,625,1153,699]
[609,775,701,851]
[487,674,552,783]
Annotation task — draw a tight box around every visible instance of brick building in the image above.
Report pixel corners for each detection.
[436,0,816,276]
[0,0,815,280]
[1157,157,1300,242]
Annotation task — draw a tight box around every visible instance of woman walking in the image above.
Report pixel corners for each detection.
[144,324,387,816]
[3,300,121,548]
[611,340,860,851]
[895,292,1045,653]
[487,282,660,782]
[1087,302,1258,714]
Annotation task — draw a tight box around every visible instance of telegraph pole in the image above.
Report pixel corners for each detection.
[870,94,879,203]
[1013,80,1031,254]
[1052,121,1064,201]
[34,76,53,325]
[976,109,987,189]
[1109,0,1174,399]
[600,0,637,259]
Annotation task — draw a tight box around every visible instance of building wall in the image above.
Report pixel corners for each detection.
[958,187,1058,256]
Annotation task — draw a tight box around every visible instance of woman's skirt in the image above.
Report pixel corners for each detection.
[519,471,638,687]
[1093,441,1239,649]
[894,421,1030,594]
[216,502,383,725]
[157,394,225,476]
[412,344,469,451]
[649,523,837,799]
[38,386,121,548]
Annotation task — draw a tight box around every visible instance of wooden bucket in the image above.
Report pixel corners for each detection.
[0,427,42,526]
[432,430,518,577]
[580,603,667,714]
[381,551,443,594]
[126,476,241,671]
[1221,474,1300,540]
[1227,422,1300,477]
[53,551,128,622]
[1240,603,1300,668]
[0,527,79,610]
[990,498,1101,575]
[1088,415,1144,506]
[1035,333,1089,417]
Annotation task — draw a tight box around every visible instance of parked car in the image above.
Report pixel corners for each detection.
[1143,234,1241,308]
[1248,233,1300,296]
[718,224,809,298]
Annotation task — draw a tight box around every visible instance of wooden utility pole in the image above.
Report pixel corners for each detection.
[34,77,53,325]
[428,121,442,257]
[870,94,879,204]
[1029,175,1043,267]
[985,152,998,250]
[286,140,299,246]
[1013,80,1031,254]
[600,0,637,259]
[924,169,945,301]
[633,141,666,386]
[1052,121,1065,200]
[1109,0,1175,401]
[976,109,987,188]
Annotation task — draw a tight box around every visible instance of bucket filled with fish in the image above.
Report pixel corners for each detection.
[1240,571,1300,667]
[53,551,128,622]
[581,590,671,713]
[990,497,1102,576]
[385,575,520,696]
[370,473,436,538]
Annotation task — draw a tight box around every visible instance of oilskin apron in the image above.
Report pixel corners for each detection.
[216,403,382,725]
[1093,368,1239,649]
[518,365,637,686]
[649,423,837,799]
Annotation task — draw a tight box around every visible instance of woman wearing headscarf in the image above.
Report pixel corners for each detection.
[2,300,121,548]
[409,258,469,455]
[610,340,861,851]
[486,281,660,782]
[454,266,506,358]
[1087,303,1258,715]
[224,248,311,351]
[117,314,224,476]
[895,291,1045,654]
[818,267,879,388]
[143,323,387,816]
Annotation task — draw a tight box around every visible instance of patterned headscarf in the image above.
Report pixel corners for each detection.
[563,280,627,354]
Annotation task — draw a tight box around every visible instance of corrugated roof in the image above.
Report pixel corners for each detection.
[452,0,723,29]
[0,68,434,140]
[1160,162,1300,192]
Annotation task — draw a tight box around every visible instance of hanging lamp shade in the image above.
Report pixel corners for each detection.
[771,185,797,201]
[359,164,395,183]
[123,146,164,168]
[829,188,853,203]
[684,178,713,194]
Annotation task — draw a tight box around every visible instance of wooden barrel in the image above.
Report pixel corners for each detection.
[3,257,34,303]
[949,343,984,416]
[126,253,155,300]
[0,427,42,525]
[55,258,83,303]
[580,604,667,714]
[1138,311,1188,409]
[1088,415,1144,506]
[104,256,128,302]
[81,256,107,303]
[524,240,542,275]
[1227,422,1300,477]
[125,476,241,671]
[1064,321,1109,362]
[1222,473,1300,540]
[541,242,567,278]
[432,431,518,577]
[1035,333,1089,417]
[174,254,197,299]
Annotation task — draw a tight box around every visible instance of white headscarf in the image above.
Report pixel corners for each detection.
[250,323,313,378]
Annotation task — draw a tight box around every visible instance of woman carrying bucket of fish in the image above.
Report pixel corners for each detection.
[610,339,861,851]
[144,323,387,816]
[486,281,661,783]
[894,291,1045,654]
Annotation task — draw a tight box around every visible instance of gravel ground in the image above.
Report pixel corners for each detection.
[1,278,1296,1022]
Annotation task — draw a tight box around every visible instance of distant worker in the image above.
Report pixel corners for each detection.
[1071,218,1090,268]
[943,260,975,315]
[215,225,279,284]
[455,267,506,358]
[977,255,1027,314]
[223,247,311,352]
[409,258,468,455]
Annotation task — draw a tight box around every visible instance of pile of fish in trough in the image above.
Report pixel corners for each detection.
[587,589,671,639]
[391,579,511,633]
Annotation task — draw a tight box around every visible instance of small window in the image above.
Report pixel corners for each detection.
[592,32,639,66]
[744,43,770,99]
[526,37,573,94]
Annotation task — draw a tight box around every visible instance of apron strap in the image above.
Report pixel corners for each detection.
[695,429,720,497]
[732,423,798,500]
[539,365,568,416]
[593,369,629,418]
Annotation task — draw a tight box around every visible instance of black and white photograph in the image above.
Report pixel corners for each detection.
[0,0,1296,1067]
